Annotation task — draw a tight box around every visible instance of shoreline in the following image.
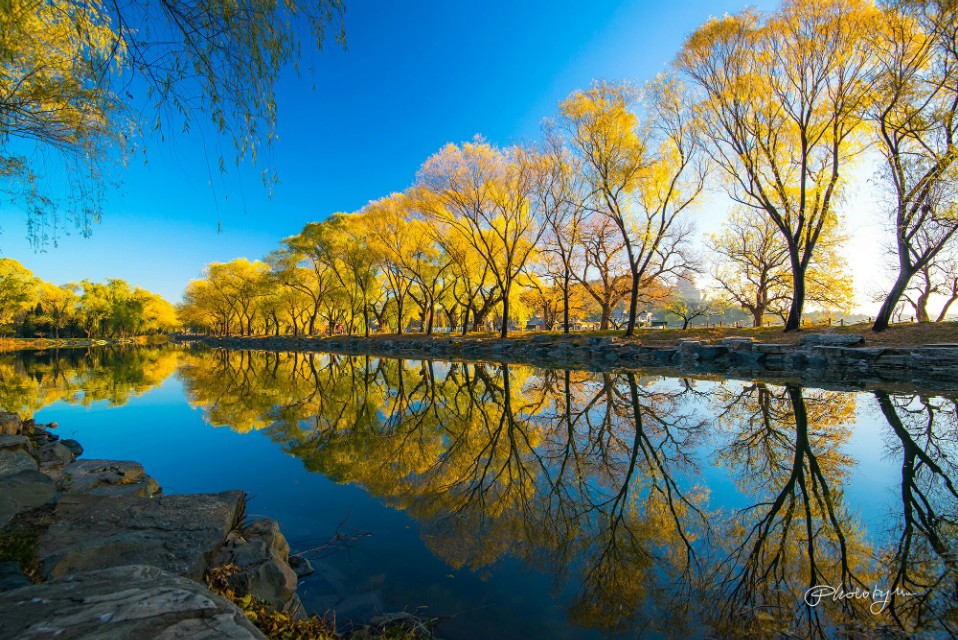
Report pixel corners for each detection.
[177,327,958,392]
[0,413,433,640]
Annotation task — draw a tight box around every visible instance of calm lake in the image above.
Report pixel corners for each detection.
[1,345,955,639]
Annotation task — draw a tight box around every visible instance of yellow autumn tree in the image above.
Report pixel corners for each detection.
[414,139,545,338]
[676,0,878,331]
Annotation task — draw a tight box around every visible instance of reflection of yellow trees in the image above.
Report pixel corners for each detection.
[180,350,713,636]
[0,347,179,417]
[711,382,878,639]
[875,392,958,634]
[177,349,958,638]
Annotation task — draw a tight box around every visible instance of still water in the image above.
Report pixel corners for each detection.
[1,345,955,639]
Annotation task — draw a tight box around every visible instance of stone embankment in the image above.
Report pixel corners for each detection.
[0,413,308,639]
[184,332,958,389]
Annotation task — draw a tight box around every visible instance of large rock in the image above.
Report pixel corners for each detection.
[0,412,22,435]
[37,491,245,581]
[0,560,31,592]
[0,564,266,639]
[798,333,865,347]
[0,470,56,527]
[0,434,38,478]
[58,459,159,498]
[910,345,958,368]
[214,518,299,611]
[37,440,76,470]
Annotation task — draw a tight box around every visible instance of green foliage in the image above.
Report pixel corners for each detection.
[0,258,178,338]
[0,523,39,578]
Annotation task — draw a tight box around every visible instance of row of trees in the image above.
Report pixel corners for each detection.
[678,0,958,331]
[185,0,958,336]
[182,0,958,336]
[0,258,178,338]
[179,81,851,337]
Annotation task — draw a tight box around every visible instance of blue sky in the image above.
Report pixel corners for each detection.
[6,0,896,309]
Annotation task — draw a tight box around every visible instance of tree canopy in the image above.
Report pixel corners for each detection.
[1,0,344,244]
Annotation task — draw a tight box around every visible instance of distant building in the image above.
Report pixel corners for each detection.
[525,317,546,331]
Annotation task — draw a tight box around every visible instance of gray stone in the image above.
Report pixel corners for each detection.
[0,560,32,592]
[754,343,793,355]
[695,345,729,360]
[0,435,38,479]
[0,434,30,448]
[38,441,76,467]
[730,351,766,366]
[798,333,865,347]
[0,470,57,526]
[910,345,958,367]
[875,353,911,368]
[842,347,886,361]
[61,439,84,458]
[217,518,298,610]
[58,459,160,498]
[651,348,678,363]
[0,564,266,639]
[721,337,755,351]
[37,491,245,581]
[288,555,314,578]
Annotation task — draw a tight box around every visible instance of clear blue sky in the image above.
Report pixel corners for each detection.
[13,0,884,307]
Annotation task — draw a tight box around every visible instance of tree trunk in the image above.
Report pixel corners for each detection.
[563,272,571,334]
[396,298,404,335]
[500,283,510,338]
[752,306,765,328]
[600,304,611,330]
[874,267,917,332]
[915,291,931,323]
[462,305,470,335]
[784,250,806,332]
[936,279,957,322]
[625,267,639,337]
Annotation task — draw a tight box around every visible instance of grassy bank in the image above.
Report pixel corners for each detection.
[230,321,958,348]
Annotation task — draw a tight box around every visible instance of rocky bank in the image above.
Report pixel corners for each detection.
[0,412,309,640]
[184,332,958,391]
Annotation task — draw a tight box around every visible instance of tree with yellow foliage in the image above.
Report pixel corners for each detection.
[0,258,39,333]
[869,0,958,331]
[677,0,878,331]
[709,209,853,327]
[415,139,545,338]
[1,0,344,241]
[558,78,705,337]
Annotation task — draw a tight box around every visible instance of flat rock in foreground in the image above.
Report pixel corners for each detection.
[37,491,245,581]
[0,564,266,639]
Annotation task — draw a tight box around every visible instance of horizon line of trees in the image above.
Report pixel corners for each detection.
[180,0,958,336]
[0,258,179,339]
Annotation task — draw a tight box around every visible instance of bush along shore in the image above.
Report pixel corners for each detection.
[0,413,436,640]
[181,329,958,390]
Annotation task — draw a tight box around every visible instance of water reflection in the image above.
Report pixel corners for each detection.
[2,347,956,638]
[0,347,178,417]
[174,350,958,638]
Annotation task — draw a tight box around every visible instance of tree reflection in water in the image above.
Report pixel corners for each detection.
[0,346,179,417]
[3,346,955,638]
[175,350,958,638]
